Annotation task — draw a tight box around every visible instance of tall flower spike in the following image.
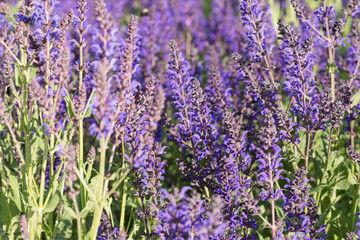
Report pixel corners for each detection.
[278,20,319,132]
[148,85,166,132]
[74,84,87,117]
[306,198,327,239]
[59,10,74,32]
[86,146,96,164]
[53,30,71,88]
[205,66,227,119]
[92,0,117,61]
[254,110,285,238]
[155,187,225,239]
[138,2,174,82]
[97,212,121,240]
[283,167,310,235]
[208,0,247,57]
[90,60,116,138]
[290,0,309,21]
[94,0,114,38]
[74,0,88,60]
[30,78,54,123]
[19,215,30,240]
[120,15,138,87]
[168,39,221,180]
[238,0,277,88]
[2,50,13,81]
[347,17,360,87]
[0,97,5,119]
[64,144,77,184]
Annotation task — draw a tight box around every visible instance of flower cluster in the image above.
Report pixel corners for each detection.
[155,187,225,239]
[1,0,360,239]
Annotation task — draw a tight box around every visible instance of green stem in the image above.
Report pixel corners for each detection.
[34,1,49,235]
[87,194,103,239]
[87,137,106,240]
[70,193,82,240]
[85,161,94,183]
[351,120,355,175]
[48,127,55,231]
[79,120,86,208]
[286,96,293,113]
[126,204,134,233]
[305,128,311,170]
[78,19,86,208]
[3,120,25,164]
[75,169,97,202]
[0,41,22,66]
[77,11,87,234]
[352,184,360,231]
[120,136,126,230]
[268,154,277,238]
[9,225,14,240]
[316,128,333,206]
[331,72,335,102]
[25,128,34,239]
[352,140,360,230]
[43,163,65,208]
[119,178,127,230]
[36,135,49,239]
[140,196,150,239]
[105,168,131,200]
[322,0,336,102]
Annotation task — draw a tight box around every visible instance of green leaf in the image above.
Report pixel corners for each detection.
[351,91,360,108]
[274,204,284,219]
[63,205,77,219]
[317,204,332,227]
[64,95,76,117]
[48,166,65,196]
[326,60,339,73]
[345,163,358,185]
[330,151,344,169]
[44,176,64,214]
[312,130,325,151]
[339,68,350,81]
[0,227,6,238]
[30,133,44,165]
[128,217,142,239]
[82,107,92,119]
[335,179,350,190]
[44,194,59,213]
[298,131,307,154]
[28,195,39,212]
[6,169,24,212]
[103,198,114,226]
[0,190,19,228]
[65,120,74,132]
[42,220,53,239]
[54,197,74,239]
[29,67,37,81]
[310,183,329,194]
[80,200,94,218]
[108,166,126,182]
[89,175,100,195]
[330,162,350,191]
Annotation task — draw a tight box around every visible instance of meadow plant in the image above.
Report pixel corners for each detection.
[1,0,360,239]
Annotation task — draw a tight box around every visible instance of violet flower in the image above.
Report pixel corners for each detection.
[154,187,225,240]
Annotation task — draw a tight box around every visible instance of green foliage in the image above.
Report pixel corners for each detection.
[1,0,360,239]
